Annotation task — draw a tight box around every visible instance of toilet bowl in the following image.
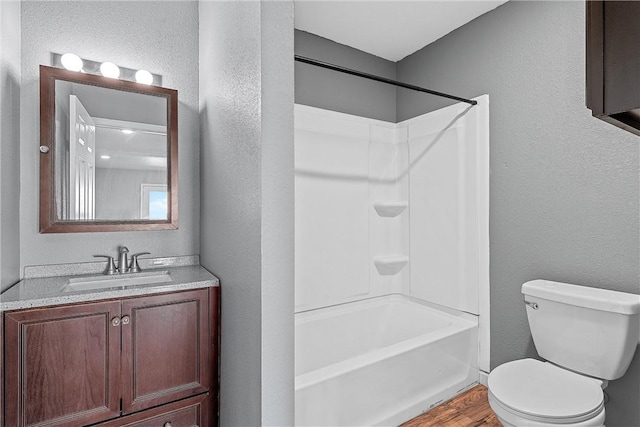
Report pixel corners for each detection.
[487,280,640,427]
[488,359,605,427]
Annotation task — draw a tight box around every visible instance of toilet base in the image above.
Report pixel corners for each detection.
[489,391,606,427]
[494,414,604,427]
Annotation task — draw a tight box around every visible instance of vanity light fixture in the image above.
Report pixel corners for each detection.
[51,53,163,86]
[135,69,153,85]
[100,155,111,160]
[99,62,120,79]
[60,53,83,72]
[121,129,134,134]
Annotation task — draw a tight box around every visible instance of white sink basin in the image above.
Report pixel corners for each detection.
[64,271,172,292]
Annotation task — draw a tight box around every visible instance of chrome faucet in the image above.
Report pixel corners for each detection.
[118,246,130,273]
[94,246,151,275]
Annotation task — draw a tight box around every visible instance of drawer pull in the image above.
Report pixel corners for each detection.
[111,317,121,327]
[163,422,172,427]
[121,315,130,325]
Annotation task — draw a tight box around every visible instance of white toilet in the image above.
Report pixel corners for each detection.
[488,279,640,427]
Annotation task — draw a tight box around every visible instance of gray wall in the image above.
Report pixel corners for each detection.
[260,3,295,424]
[95,169,166,220]
[295,30,396,122]
[0,0,21,293]
[396,2,639,426]
[20,1,200,269]
[199,1,294,426]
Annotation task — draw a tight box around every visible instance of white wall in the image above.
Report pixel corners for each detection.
[369,123,410,297]
[199,1,294,425]
[407,97,489,317]
[295,105,409,312]
[295,106,376,311]
[0,0,21,292]
[19,1,200,269]
[295,101,488,314]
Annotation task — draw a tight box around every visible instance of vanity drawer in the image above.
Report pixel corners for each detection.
[95,394,209,427]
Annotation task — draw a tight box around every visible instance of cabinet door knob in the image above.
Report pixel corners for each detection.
[121,315,130,325]
[111,317,121,327]
[163,422,172,427]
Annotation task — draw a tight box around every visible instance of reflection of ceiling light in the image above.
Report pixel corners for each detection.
[100,155,111,159]
[100,62,120,78]
[61,53,83,72]
[121,129,134,134]
[135,69,153,85]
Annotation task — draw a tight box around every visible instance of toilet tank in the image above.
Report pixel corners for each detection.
[522,279,640,380]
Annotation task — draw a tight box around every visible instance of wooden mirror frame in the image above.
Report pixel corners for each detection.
[39,65,178,233]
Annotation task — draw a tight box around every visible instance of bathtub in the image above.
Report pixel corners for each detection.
[295,294,479,426]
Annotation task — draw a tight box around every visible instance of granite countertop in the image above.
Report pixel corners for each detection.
[0,256,219,312]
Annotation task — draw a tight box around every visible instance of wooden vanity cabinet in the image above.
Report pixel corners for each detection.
[3,287,219,427]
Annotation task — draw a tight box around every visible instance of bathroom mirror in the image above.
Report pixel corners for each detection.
[39,65,178,233]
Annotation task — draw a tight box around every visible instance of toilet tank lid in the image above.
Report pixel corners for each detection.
[522,280,640,315]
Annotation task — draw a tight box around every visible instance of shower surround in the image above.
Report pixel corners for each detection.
[294,97,489,426]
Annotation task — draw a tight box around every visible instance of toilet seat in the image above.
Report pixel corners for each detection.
[488,359,605,424]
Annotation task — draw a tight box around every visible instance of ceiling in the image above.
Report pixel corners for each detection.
[294,1,508,62]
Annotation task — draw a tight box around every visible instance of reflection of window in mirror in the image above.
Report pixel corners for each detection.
[141,184,168,220]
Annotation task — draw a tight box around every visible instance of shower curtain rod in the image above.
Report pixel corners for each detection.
[295,55,477,106]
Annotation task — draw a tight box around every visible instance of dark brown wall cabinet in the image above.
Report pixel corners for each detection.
[3,288,220,427]
[586,0,640,136]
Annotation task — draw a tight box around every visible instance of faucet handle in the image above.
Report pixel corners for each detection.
[129,252,151,273]
[94,255,117,275]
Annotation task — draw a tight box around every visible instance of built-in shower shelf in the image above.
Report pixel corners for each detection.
[373,201,408,218]
[374,256,409,276]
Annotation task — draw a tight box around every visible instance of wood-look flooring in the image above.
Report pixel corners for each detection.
[401,385,502,427]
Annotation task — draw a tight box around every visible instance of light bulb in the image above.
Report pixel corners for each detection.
[100,62,120,79]
[121,129,134,134]
[135,69,153,85]
[61,53,83,72]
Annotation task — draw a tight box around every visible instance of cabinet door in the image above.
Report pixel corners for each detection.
[586,1,640,135]
[121,289,210,414]
[4,301,121,427]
